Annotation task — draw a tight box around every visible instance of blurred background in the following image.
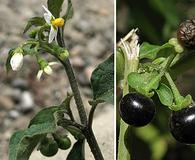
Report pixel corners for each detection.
[117,0,195,160]
[0,0,114,159]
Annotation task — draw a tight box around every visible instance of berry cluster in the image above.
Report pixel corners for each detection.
[39,135,71,157]
[119,92,195,144]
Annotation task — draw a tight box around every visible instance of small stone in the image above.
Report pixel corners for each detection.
[0,111,6,126]
[11,78,28,91]
[84,66,95,81]
[70,45,85,56]
[77,73,90,87]
[20,91,34,113]
[0,95,14,110]
[9,110,20,119]
[71,56,85,69]
[87,35,106,57]
[82,87,92,97]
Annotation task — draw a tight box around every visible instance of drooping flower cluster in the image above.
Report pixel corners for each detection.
[9,5,64,80]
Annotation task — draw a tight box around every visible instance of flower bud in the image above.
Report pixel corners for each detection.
[10,49,23,71]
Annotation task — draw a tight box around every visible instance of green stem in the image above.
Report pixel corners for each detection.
[57,28,104,160]
[117,56,139,160]
[57,30,87,126]
[88,103,97,128]
[83,128,104,160]
[165,72,182,105]
[145,53,176,92]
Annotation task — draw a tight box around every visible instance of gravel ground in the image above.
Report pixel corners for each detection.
[0,0,114,159]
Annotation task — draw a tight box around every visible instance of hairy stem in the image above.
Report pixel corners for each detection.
[57,28,104,160]
[83,128,104,160]
[57,28,87,125]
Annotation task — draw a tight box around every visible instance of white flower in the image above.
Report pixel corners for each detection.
[42,5,65,43]
[37,62,59,80]
[10,52,24,71]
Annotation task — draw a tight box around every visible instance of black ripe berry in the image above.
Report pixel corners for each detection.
[177,19,195,49]
[169,105,195,144]
[119,92,155,127]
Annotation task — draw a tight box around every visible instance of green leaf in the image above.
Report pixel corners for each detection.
[140,42,172,60]
[9,106,60,160]
[47,0,64,18]
[67,140,85,160]
[6,49,15,73]
[63,0,74,24]
[23,17,45,33]
[140,42,161,60]
[91,54,114,104]
[29,106,59,127]
[156,83,173,107]
[128,71,161,97]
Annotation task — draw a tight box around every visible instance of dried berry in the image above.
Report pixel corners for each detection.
[177,19,195,49]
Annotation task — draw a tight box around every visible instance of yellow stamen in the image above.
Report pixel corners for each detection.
[51,18,65,27]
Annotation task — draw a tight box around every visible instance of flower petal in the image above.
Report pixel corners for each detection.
[37,70,43,80]
[44,65,53,75]
[44,13,51,24]
[48,62,59,66]
[10,53,23,71]
[42,5,53,17]
[49,26,57,43]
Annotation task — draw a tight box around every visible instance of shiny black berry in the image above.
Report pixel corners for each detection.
[177,19,195,49]
[119,92,156,127]
[169,105,195,144]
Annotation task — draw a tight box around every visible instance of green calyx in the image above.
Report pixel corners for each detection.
[58,49,69,61]
[38,58,49,70]
[14,47,23,55]
[168,38,184,54]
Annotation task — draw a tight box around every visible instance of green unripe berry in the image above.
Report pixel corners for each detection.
[40,139,58,157]
[56,136,71,150]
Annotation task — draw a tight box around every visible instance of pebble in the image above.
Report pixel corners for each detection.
[8,110,20,119]
[0,95,14,110]
[0,111,6,126]
[20,91,34,113]
[77,73,90,87]
[87,35,106,57]
[84,66,95,81]
[71,56,85,69]
[11,78,28,91]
